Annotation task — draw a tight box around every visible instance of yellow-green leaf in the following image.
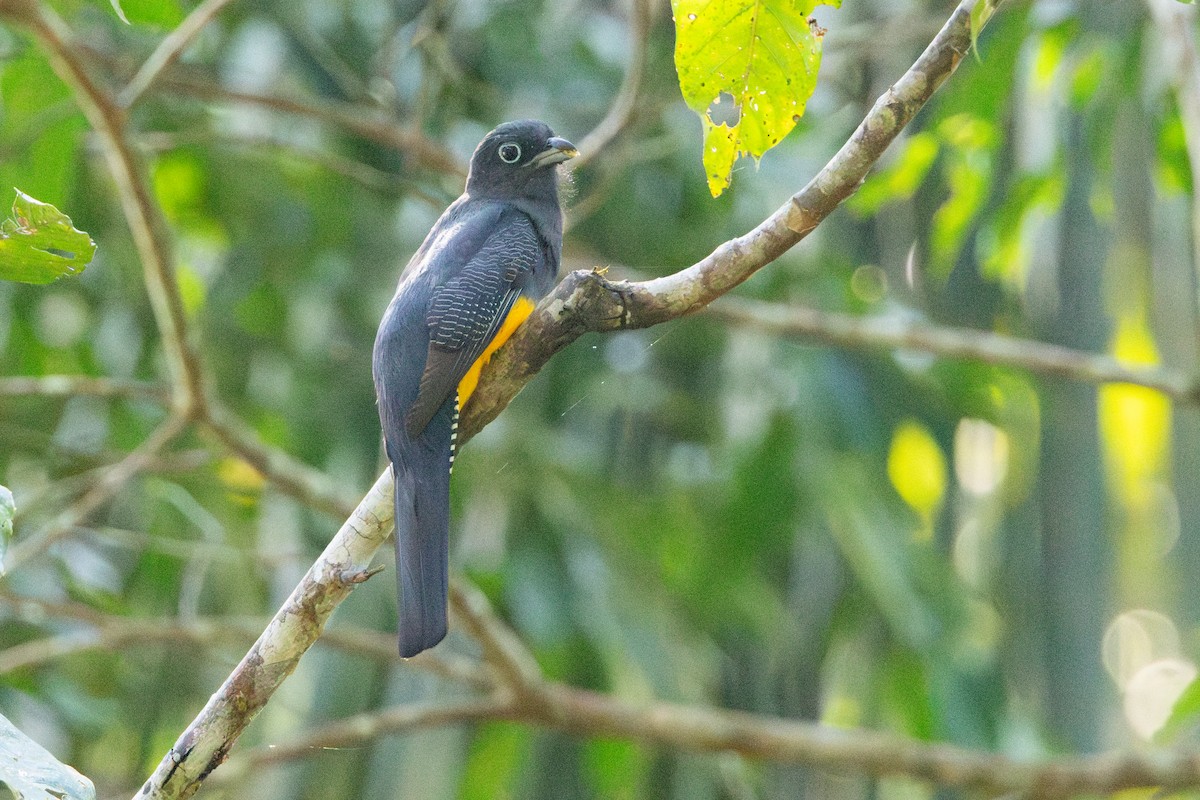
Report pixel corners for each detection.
[970,0,997,57]
[672,0,840,196]
[0,484,12,575]
[0,189,96,285]
[887,420,947,528]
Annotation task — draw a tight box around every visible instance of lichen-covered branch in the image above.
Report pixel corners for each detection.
[458,1,982,443]
[135,471,394,800]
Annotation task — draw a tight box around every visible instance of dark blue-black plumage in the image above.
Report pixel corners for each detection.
[373,120,575,656]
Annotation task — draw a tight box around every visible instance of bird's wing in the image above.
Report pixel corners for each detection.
[404,211,541,437]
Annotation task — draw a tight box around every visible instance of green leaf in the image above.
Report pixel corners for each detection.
[0,712,96,800]
[672,0,840,196]
[848,132,941,215]
[1157,674,1200,743]
[113,0,185,27]
[970,0,998,57]
[0,485,11,574]
[110,0,131,24]
[0,189,96,285]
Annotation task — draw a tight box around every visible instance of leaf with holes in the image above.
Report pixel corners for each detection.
[0,189,96,285]
[672,0,840,196]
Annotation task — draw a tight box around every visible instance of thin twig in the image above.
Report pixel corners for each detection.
[0,587,492,687]
[2,1,207,414]
[4,414,188,572]
[119,0,240,109]
[709,298,1200,400]
[0,617,255,674]
[449,580,544,694]
[457,0,989,443]
[319,626,495,691]
[133,130,448,207]
[570,0,652,171]
[208,697,512,785]
[10,450,212,529]
[0,375,168,401]
[155,74,465,176]
[272,10,373,104]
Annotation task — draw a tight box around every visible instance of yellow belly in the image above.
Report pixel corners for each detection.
[456,296,536,410]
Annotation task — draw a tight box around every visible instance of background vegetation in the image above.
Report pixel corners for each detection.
[2,0,1200,798]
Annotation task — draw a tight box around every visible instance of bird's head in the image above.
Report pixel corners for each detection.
[465,120,577,202]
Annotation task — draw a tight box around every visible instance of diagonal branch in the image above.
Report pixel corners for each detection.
[130,3,1006,798]
[457,0,984,443]
[449,580,544,694]
[0,0,207,415]
[203,403,359,518]
[118,0,240,109]
[4,414,188,572]
[570,0,653,171]
[135,471,394,800]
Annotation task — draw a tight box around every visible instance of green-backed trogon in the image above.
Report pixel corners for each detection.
[373,120,576,657]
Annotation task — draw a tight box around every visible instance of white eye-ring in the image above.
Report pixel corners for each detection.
[498,142,521,163]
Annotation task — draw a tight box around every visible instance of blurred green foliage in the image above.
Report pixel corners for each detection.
[1,0,1199,798]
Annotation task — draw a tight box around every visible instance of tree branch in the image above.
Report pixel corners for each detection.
[0,375,168,401]
[152,75,466,177]
[513,684,1200,799]
[207,697,511,785]
[118,0,240,109]
[569,0,652,171]
[709,297,1200,400]
[4,414,188,572]
[456,0,982,443]
[0,1,207,414]
[134,471,394,800]
[0,595,491,690]
[202,403,359,519]
[126,4,1009,798]
[449,580,544,695]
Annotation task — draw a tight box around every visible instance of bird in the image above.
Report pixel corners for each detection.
[373,120,576,657]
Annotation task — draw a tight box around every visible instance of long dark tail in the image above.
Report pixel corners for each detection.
[391,407,453,657]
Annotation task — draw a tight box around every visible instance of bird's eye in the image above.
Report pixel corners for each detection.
[498,142,521,163]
